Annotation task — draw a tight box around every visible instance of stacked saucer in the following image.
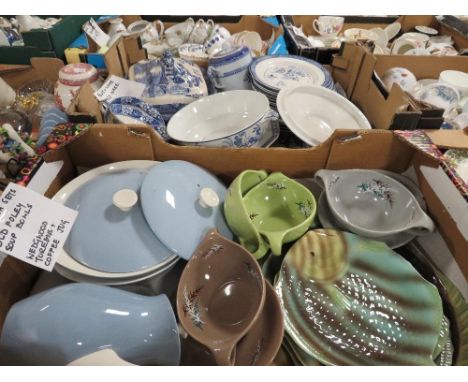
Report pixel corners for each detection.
[249,55,335,109]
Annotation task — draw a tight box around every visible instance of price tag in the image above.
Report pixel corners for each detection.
[0,183,78,271]
[94,75,146,104]
[83,18,110,48]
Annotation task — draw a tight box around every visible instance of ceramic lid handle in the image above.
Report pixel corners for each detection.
[199,187,220,208]
[113,189,138,212]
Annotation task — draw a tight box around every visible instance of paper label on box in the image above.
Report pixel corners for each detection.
[83,18,110,48]
[0,183,78,272]
[94,75,146,104]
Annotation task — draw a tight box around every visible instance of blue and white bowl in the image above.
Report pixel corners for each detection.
[167,90,280,148]
[106,97,169,140]
[416,82,460,114]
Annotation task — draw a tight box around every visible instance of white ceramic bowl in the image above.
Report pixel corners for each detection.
[439,70,468,97]
[277,85,371,146]
[167,90,277,147]
[315,169,435,238]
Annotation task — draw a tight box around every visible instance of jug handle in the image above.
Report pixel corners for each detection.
[407,212,435,236]
[207,66,224,91]
[265,232,286,256]
[211,343,236,366]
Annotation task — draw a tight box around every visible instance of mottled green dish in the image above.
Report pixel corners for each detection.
[275,229,444,366]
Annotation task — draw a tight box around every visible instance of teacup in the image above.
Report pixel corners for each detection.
[231,31,263,55]
[107,17,127,39]
[381,67,418,93]
[417,82,460,113]
[392,33,429,55]
[165,17,195,43]
[176,229,266,366]
[242,172,316,255]
[207,45,252,91]
[127,20,163,45]
[0,284,181,365]
[427,43,458,56]
[205,25,231,56]
[312,16,344,37]
[188,18,214,45]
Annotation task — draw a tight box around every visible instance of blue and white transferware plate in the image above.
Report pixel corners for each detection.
[140,160,233,260]
[417,82,460,112]
[250,55,332,92]
[107,96,169,140]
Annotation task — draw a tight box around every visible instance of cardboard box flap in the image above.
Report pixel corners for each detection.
[425,129,468,150]
[331,42,367,98]
[1,57,64,88]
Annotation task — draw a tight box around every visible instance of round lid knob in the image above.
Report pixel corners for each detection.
[199,187,220,208]
[113,189,138,212]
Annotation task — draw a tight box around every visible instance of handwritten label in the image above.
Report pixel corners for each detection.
[83,18,110,48]
[0,183,77,271]
[94,75,146,104]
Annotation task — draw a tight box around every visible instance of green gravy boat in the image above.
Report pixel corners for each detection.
[225,170,316,257]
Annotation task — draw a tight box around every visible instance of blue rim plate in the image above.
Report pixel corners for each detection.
[249,55,333,92]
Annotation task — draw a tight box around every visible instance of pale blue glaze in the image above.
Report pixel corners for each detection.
[0,284,181,365]
[140,160,233,260]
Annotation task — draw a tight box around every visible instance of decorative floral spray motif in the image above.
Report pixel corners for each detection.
[202,244,223,259]
[183,287,204,329]
[265,65,315,88]
[249,213,259,220]
[357,178,394,207]
[296,199,314,218]
[266,182,287,190]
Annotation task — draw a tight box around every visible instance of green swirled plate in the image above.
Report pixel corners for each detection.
[275,229,444,365]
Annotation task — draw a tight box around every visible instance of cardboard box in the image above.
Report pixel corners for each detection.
[281,15,400,64]
[0,16,97,65]
[281,15,468,65]
[351,47,468,130]
[97,16,284,78]
[0,126,465,332]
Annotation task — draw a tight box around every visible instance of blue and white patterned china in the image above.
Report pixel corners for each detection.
[140,160,233,260]
[417,82,460,113]
[0,27,21,46]
[314,169,435,238]
[207,45,252,91]
[52,161,179,285]
[204,24,231,56]
[106,96,168,140]
[0,284,181,365]
[129,51,208,121]
[167,90,279,147]
[249,55,333,92]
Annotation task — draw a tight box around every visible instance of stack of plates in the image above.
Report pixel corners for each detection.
[249,55,335,109]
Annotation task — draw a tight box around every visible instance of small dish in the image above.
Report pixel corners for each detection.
[242,172,316,255]
[176,229,265,366]
[315,169,435,238]
[415,25,439,36]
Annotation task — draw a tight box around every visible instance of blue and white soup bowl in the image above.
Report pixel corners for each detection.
[167,90,280,148]
[207,45,253,91]
[106,97,169,140]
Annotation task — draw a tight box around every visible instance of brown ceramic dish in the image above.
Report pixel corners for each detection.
[234,280,284,365]
[176,229,266,365]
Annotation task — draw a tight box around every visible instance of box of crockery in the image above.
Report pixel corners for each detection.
[350,45,468,130]
[31,125,468,281]
[0,125,466,365]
